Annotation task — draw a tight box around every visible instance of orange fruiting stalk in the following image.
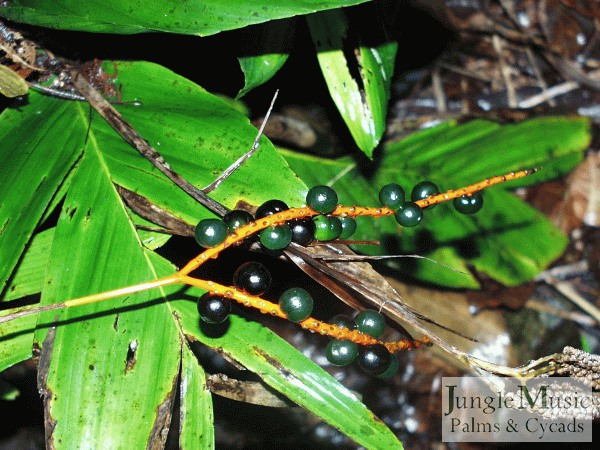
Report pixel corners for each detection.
[0,169,538,353]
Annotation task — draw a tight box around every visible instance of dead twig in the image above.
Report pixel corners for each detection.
[492,34,518,108]
[431,65,446,114]
[206,373,295,407]
[525,298,598,328]
[546,280,600,325]
[202,90,279,194]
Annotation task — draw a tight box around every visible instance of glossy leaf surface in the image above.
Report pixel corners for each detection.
[35,145,183,449]
[0,229,53,372]
[0,310,36,373]
[2,228,53,303]
[307,9,395,157]
[96,62,307,224]
[385,118,589,188]
[238,53,289,99]
[0,0,372,35]
[180,343,215,450]
[0,61,305,301]
[0,96,85,295]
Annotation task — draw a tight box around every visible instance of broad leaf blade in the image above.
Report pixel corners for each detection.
[0,95,85,294]
[36,144,182,450]
[93,61,307,225]
[307,9,394,157]
[238,53,289,99]
[0,310,36,372]
[0,60,404,449]
[2,228,54,302]
[0,210,54,375]
[180,343,214,450]
[386,117,591,187]
[1,0,372,35]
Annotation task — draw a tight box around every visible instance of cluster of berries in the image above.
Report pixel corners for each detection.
[380,181,483,226]
[192,182,483,377]
[195,182,483,251]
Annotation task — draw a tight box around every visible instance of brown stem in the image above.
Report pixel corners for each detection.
[72,72,229,218]
[117,185,195,237]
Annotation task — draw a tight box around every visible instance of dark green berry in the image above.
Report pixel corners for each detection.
[278,287,313,322]
[453,192,483,214]
[194,218,229,248]
[256,199,289,219]
[197,294,231,324]
[313,215,342,241]
[338,216,357,239]
[223,210,254,233]
[233,262,272,296]
[325,339,359,366]
[329,217,343,238]
[260,224,292,250]
[377,354,399,379]
[288,218,315,246]
[394,202,423,227]
[411,181,440,209]
[379,183,405,210]
[306,185,338,214]
[354,309,386,338]
[329,314,356,330]
[358,344,392,375]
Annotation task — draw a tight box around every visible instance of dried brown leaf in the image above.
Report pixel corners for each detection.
[556,152,600,229]
[387,279,517,369]
[117,184,196,236]
[285,243,476,355]
[207,374,295,407]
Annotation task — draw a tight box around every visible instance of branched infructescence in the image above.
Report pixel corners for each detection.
[181,276,426,352]
[181,169,538,273]
[0,170,538,359]
[179,170,538,352]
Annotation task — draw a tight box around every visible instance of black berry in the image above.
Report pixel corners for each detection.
[223,210,254,233]
[288,218,316,246]
[329,314,356,331]
[358,344,392,375]
[233,262,272,296]
[197,294,231,324]
[255,199,289,219]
